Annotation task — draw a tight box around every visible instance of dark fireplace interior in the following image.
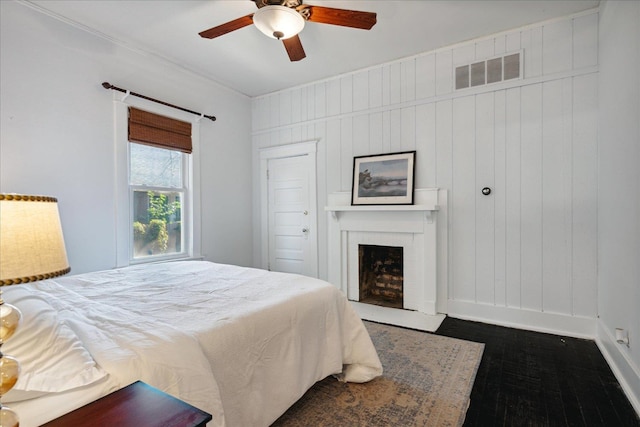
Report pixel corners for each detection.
[358,244,403,309]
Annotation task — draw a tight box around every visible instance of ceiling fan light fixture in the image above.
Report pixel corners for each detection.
[253,5,305,40]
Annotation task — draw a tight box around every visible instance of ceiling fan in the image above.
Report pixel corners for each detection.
[199,0,377,62]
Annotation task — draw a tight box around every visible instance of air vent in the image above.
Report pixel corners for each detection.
[455,51,522,90]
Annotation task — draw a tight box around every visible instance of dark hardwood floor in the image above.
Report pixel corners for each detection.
[435,317,640,427]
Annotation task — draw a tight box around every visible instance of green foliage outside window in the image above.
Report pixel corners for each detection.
[133,191,181,257]
[146,219,169,253]
[148,193,180,223]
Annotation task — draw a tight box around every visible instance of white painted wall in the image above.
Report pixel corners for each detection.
[252,10,600,337]
[0,2,253,274]
[597,0,640,414]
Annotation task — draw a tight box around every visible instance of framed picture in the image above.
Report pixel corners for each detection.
[351,151,416,205]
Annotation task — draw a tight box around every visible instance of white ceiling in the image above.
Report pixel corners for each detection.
[27,0,600,97]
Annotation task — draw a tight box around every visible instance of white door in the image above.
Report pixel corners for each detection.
[267,155,316,276]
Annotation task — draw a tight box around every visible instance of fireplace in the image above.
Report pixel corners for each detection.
[359,244,403,309]
[326,188,447,332]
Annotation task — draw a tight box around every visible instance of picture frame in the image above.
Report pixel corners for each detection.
[351,151,416,205]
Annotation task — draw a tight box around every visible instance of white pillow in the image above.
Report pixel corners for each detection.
[1,286,107,402]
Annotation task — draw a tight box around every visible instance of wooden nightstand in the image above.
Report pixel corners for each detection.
[41,381,213,427]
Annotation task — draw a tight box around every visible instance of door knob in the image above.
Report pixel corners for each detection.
[302,228,309,233]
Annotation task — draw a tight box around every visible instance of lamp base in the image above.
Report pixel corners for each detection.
[0,405,19,427]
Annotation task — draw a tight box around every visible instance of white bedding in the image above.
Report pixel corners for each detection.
[5,261,382,427]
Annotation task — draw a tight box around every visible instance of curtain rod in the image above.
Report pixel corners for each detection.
[101,82,216,122]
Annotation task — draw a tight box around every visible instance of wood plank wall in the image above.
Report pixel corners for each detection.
[252,10,599,336]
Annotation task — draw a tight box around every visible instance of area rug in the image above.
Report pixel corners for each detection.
[272,321,484,427]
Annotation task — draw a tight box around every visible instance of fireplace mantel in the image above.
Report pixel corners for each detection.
[325,188,448,332]
[325,189,440,222]
[325,189,439,211]
[325,201,439,221]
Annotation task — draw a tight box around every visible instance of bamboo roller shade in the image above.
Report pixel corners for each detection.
[128,107,192,153]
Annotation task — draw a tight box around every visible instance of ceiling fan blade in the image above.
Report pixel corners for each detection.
[282,35,306,62]
[199,14,254,39]
[304,6,376,30]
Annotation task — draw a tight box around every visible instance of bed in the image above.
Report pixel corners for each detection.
[2,260,383,427]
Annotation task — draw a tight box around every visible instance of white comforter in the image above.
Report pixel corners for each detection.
[10,261,382,427]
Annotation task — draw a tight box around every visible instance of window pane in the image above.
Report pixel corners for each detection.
[132,190,183,259]
[130,143,183,188]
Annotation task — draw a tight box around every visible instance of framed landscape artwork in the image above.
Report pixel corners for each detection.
[351,151,416,205]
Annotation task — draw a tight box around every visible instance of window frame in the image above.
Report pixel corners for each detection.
[114,97,201,267]
[129,145,188,263]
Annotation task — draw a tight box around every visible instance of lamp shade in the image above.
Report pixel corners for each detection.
[0,194,70,285]
[252,5,305,40]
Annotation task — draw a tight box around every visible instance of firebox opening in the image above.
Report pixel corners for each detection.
[358,244,403,309]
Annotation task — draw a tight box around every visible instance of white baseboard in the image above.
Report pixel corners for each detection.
[446,300,596,339]
[351,301,446,332]
[596,320,640,417]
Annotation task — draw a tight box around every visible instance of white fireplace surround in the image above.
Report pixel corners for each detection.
[326,188,447,332]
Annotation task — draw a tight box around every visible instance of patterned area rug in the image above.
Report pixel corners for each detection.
[272,321,484,427]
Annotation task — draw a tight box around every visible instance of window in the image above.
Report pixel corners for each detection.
[129,143,188,260]
[115,102,200,267]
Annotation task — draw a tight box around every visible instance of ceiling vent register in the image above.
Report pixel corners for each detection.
[455,51,522,90]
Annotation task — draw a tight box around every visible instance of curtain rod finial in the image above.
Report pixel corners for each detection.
[101,82,112,89]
